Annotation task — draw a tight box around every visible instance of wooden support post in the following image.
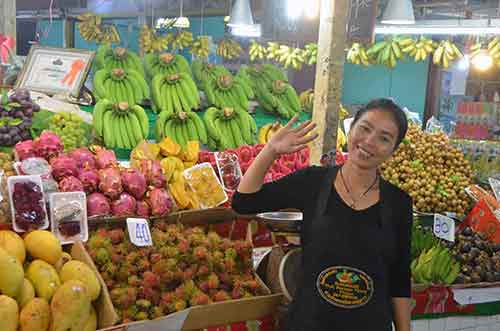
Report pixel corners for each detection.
[310,0,349,166]
[0,0,16,54]
[64,18,75,49]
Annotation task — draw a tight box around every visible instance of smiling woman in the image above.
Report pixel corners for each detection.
[232,98,413,331]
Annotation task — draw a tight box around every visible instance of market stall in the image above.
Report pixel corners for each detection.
[1,0,500,330]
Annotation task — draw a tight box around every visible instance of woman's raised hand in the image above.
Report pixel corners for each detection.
[267,116,318,156]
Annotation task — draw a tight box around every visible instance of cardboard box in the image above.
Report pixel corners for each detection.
[84,207,283,331]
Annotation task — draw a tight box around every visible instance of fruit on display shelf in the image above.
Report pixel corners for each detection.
[216,38,243,60]
[249,40,267,61]
[433,40,463,69]
[95,46,144,75]
[411,244,460,285]
[203,74,251,113]
[191,36,210,60]
[139,24,172,54]
[93,68,150,106]
[0,89,40,146]
[411,219,441,260]
[144,52,192,79]
[381,125,473,216]
[151,72,200,114]
[254,79,301,118]
[234,66,255,100]
[47,112,89,152]
[244,64,288,91]
[204,107,256,150]
[449,226,500,284]
[346,43,371,66]
[156,111,207,147]
[86,225,265,323]
[268,43,305,69]
[93,100,149,150]
[258,122,283,145]
[191,61,230,91]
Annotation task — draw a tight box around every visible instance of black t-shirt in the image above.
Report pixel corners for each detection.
[232,166,412,331]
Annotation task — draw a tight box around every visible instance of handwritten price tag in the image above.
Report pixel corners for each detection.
[126,218,153,247]
[434,214,455,242]
[489,177,500,202]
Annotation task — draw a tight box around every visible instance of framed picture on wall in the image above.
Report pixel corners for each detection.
[15,46,95,97]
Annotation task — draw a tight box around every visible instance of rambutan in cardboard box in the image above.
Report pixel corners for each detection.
[81,207,283,331]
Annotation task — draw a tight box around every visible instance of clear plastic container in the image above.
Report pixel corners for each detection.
[184,162,228,209]
[49,192,88,245]
[8,175,49,232]
[214,151,242,192]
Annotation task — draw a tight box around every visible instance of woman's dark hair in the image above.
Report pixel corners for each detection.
[351,98,408,149]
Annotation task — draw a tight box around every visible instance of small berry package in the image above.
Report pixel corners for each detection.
[50,191,88,245]
[8,175,48,232]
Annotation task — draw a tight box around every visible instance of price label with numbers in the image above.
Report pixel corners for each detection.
[489,177,500,202]
[434,214,455,242]
[126,218,153,247]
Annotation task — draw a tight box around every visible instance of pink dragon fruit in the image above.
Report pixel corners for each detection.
[148,188,173,216]
[137,159,166,188]
[14,140,35,161]
[98,167,123,199]
[136,200,151,218]
[70,147,96,171]
[121,168,147,200]
[50,154,78,181]
[111,193,137,216]
[87,192,111,217]
[33,131,64,160]
[94,147,117,169]
[78,169,100,194]
[59,176,84,192]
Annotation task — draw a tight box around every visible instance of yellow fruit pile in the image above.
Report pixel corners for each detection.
[0,153,15,224]
[381,125,473,216]
[0,230,100,331]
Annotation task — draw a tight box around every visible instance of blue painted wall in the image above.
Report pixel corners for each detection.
[38,17,429,118]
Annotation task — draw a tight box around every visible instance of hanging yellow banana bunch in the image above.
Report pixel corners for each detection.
[249,40,266,61]
[400,36,435,62]
[216,38,242,60]
[346,43,371,66]
[172,31,193,50]
[191,36,210,59]
[77,12,102,42]
[487,37,500,62]
[433,40,462,69]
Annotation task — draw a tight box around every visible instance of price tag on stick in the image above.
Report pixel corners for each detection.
[127,218,153,247]
[433,214,455,242]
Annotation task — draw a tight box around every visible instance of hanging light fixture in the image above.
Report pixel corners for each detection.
[471,50,493,71]
[228,0,261,37]
[173,0,190,28]
[381,0,415,25]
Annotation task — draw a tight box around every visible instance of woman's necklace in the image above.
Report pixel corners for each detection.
[339,167,379,208]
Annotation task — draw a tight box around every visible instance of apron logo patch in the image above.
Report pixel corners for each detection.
[316,266,374,308]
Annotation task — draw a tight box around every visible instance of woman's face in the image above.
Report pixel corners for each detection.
[347,109,399,169]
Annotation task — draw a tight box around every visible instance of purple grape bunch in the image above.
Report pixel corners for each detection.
[0,89,41,146]
[12,181,46,231]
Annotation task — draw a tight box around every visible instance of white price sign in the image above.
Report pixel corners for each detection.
[433,214,455,242]
[126,218,153,247]
[489,177,500,202]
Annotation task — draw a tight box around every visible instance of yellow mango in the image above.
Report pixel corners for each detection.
[60,260,101,301]
[16,278,35,308]
[24,230,62,265]
[0,247,24,298]
[50,280,91,331]
[0,295,18,331]
[0,230,26,264]
[19,298,50,331]
[26,260,61,302]
[82,306,97,331]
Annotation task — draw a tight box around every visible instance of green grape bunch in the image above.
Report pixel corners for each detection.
[47,112,88,152]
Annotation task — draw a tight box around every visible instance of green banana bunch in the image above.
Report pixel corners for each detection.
[156,111,207,147]
[400,36,436,62]
[433,40,463,69]
[203,73,250,113]
[249,40,267,61]
[144,52,192,79]
[254,79,301,119]
[98,47,144,75]
[216,38,243,60]
[171,31,193,50]
[93,100,149,149]
[367,38,404,69]
[191,36,210,60]
[203,107,256,150]
[245,64,288,90]
[93,67,150,106]
[191,61,231,91]
[151,72,200,114]
[411,245,461,285]
[235,66,255,100]
[346,43,371,66]
[411,220,440,260]
[303,43,318,65]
